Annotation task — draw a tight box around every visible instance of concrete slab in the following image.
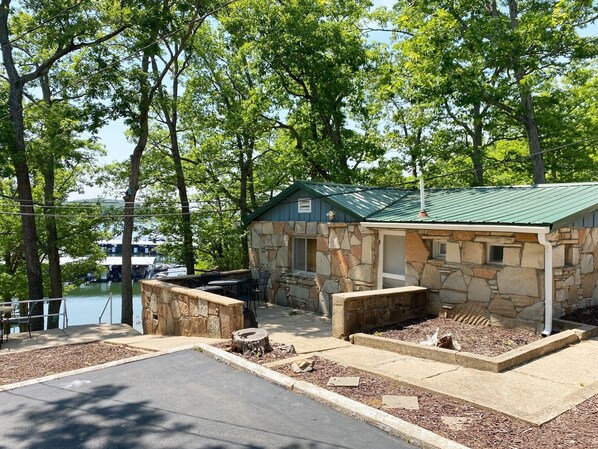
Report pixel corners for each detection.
[382,395,420,410]
[257,304,351,353]
[0,324,139,353]
[318,338,598,425]
[107,335,226,352]
[328,376,360,387]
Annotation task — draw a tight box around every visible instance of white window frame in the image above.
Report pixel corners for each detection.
[487,245,504,264]
[432,240,447,259]
[378,230,406,289]
[298,198,312,214]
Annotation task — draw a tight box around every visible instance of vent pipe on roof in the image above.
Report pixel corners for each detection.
[418,178,428,218]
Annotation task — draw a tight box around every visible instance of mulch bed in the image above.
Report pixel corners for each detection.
[0,342,143,386]
[561,305,598,326]
[275,356,598,449]
[367,316,542,357]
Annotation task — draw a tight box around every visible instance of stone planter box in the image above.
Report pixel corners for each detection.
[332,287,428,339]
[350,323,597,373]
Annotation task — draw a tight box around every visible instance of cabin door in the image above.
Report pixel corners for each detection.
[378,231,406,288]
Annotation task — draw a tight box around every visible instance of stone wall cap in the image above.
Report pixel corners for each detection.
[333,286,427,300]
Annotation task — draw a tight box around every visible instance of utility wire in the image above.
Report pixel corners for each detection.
[1,136,596,218]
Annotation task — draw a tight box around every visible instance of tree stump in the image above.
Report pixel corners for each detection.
[231,328,272,356]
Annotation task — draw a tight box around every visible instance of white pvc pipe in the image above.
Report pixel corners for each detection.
[538,231,553,336]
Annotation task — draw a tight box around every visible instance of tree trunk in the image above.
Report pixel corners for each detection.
[41,72,63,328]
[471,103,484,186]
[158,54,195,275]
[122,55,151,327]
[508,0,546,184]
[43,160,63,328]
[0,4,44,329]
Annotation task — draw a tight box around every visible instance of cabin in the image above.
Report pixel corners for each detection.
[245,181,598,333]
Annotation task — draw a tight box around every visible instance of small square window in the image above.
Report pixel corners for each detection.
[293,237,317,272]
[433,240,447,259]
[298,198,312,213]
[488,245,504,264]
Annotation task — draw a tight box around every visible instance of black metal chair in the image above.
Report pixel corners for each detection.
[237,278,257,315]
[252,271,271,308]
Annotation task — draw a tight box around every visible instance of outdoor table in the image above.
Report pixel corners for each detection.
[195,285,224,294]
[207,279,245,298]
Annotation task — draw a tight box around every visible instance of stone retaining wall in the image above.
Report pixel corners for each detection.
[249,221,378,315]
[332,286,428,339]
[141,279,244,338]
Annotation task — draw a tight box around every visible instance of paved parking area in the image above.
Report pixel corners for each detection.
[0,350,416,449]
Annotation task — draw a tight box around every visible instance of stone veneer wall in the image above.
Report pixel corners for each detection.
[249,221,378,315]
[141,279,244,338]
[332,286,428,339]
[405,227,598,331]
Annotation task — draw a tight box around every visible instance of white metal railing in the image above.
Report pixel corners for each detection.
[98,291,113,325]
[0,297,68,330]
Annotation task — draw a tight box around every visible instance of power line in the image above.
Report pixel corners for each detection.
[1,135,596,219]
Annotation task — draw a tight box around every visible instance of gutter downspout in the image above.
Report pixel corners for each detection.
[538,231,553,336]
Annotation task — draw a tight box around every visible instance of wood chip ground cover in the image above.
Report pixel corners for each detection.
[368,316,542,357]
[0,342,143,386]
[275,356,598,449]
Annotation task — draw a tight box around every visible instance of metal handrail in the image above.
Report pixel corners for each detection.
[0,297,68,329]
[99,289,113,325]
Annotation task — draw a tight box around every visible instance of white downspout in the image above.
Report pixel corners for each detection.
[538,231,553,336]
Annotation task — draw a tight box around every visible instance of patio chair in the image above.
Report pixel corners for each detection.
[237,278,257,315]
[252,271,271,307]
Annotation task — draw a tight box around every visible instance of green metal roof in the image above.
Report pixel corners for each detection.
[246,181,598,230]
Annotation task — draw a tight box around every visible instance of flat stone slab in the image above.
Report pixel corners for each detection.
[441,417,472,431]
[327,376,360,387]
[382,395,419,410]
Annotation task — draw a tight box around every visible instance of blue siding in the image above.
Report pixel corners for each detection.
[259,191,359,222]
[570,210,598,228]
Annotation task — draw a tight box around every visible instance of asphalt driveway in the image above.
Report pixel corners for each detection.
[0,350,415,449]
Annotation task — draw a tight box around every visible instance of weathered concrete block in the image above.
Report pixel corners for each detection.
[489,297,516,317]
[406,232,429,263]
[462,241,484,264]
[468,277,492,302]
[497,267,539,297]
[421,264,442,289]
[439,290,467,304]
[446,242,461,263]
[521,243,544,269]
[443,272,468,292]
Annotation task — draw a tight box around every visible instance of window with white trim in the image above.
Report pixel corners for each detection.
[298,198,312,214]
[487,245,504,264]
[433,240,447,259]
[293,237,317,272]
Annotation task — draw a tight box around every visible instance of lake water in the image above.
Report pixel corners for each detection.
[65,282,143,333]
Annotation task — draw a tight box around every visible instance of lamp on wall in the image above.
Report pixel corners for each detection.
[326,210,336,221]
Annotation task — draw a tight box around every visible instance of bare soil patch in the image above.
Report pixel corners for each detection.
[368,316,542,357]
[275,356,598,449]
[0,342,144,386]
